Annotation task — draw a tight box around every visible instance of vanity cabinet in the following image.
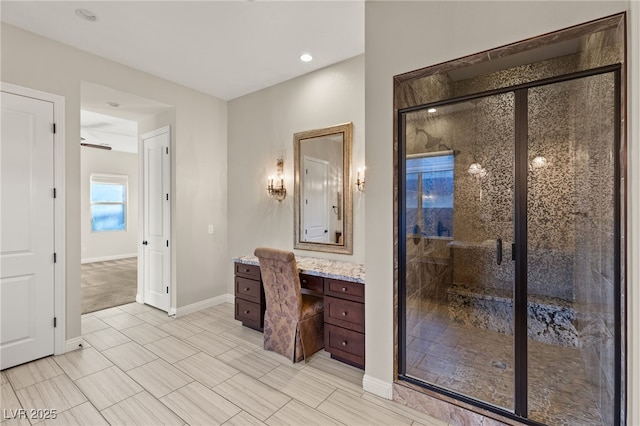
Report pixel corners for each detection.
[233,260,365,369]
[299,273,324,293]
[234,263,264,331]
[324,279,365,369]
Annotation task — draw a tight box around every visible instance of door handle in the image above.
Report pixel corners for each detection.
[496,238,502,265]
[142,240,148,246]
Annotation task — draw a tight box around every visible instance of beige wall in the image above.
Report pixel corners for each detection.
[227,55,365,293]
[1,23,228,338]
[364,1,638,423]
[80,147,139,262]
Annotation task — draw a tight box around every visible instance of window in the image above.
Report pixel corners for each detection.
[406,152,454,237]
[90,174,128,232]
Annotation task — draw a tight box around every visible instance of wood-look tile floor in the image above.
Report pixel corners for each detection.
[1,303,447,426]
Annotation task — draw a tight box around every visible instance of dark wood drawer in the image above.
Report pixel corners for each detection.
[324,279,364,303]
[299,274,323,293]
[325,324,364,369]
[325,296,364,332]
[235,298,262,330]
[235,276,262,304]
[235,262,261,280]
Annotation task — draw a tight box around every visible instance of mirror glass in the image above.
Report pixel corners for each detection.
[294,122,352,254]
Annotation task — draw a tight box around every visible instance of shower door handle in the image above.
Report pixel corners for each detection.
[496,238,503,265]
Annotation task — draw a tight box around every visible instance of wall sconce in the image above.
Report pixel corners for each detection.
[530,155,548,170]
[467,162,487,178]
[267,158,287,202]
[355,167,365,192]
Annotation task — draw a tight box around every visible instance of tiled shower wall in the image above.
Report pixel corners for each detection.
[572,27,624,425]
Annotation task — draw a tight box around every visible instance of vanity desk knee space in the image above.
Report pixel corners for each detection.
[233,256,365,369]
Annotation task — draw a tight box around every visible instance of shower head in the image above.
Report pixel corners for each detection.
[415,128,443,149]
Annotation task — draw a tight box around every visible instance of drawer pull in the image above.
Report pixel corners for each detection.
[341,341,348,347]
[302,279,307,283]
[244,268,250,272]
[244,287,250,291]
[341,287,347,292]
[341,311,347,316]
[244,310,250,314]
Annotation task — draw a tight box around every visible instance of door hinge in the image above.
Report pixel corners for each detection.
[53,188,57,198]
[166,147,169,154]
[53,253,57,263]
[166,287,169,294]
[52,123,56,134]
[166,193,169,201]
[166,240,169,247]
[53,317,57,327]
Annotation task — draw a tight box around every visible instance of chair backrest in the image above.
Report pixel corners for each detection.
[254,247,302,318]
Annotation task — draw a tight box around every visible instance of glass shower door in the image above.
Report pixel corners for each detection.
[526,72,618,426]
[402,92,516,411]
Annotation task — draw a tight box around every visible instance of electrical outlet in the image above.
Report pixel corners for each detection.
[208,225,214,234]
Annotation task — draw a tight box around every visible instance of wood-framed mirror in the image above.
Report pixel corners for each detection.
[294,122,353,254]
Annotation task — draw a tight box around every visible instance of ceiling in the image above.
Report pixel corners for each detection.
[1,1,365,101]
[81,110,138,153]
[79,82,174,153]
[2,1,364,153]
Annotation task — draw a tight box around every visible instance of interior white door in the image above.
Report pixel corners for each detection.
[141,127,170,312]
[302,156,330,243]
[1,91,55,369]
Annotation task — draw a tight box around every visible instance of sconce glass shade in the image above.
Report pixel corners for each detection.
[468,162,486,177]
[531,155,548,169]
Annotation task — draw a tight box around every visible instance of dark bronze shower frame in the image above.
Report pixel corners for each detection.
[394,14,626,426]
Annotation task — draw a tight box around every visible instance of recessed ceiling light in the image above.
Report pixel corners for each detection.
[428,108,437,113]
[75,8,98,22]
[106,101,120,108]
[300,53,313,63]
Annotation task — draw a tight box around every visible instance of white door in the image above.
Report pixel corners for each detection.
[1,91,55,369]
[141,127,170,312]
[303,156,330,243]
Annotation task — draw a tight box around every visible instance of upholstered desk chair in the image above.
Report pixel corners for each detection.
[254,247,324,362]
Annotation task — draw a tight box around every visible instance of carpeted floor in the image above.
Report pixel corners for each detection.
[81,257,137,314]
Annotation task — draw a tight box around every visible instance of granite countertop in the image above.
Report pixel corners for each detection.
[233,255,365,284]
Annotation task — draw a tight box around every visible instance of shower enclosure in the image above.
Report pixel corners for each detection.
[396,15,624,426]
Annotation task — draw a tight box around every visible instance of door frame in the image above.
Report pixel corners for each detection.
[137,125,173,313]
[397,65,623,423]
[1,82,66,356]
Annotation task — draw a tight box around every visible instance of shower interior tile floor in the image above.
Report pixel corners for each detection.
[405,298,602,426]
[81,258,137,314]
[1,302,448,426]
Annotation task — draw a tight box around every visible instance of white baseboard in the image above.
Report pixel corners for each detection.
[81,253,137,264]
[174,294,234,317]
[363,374,393,399]
[65,337,85,353]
